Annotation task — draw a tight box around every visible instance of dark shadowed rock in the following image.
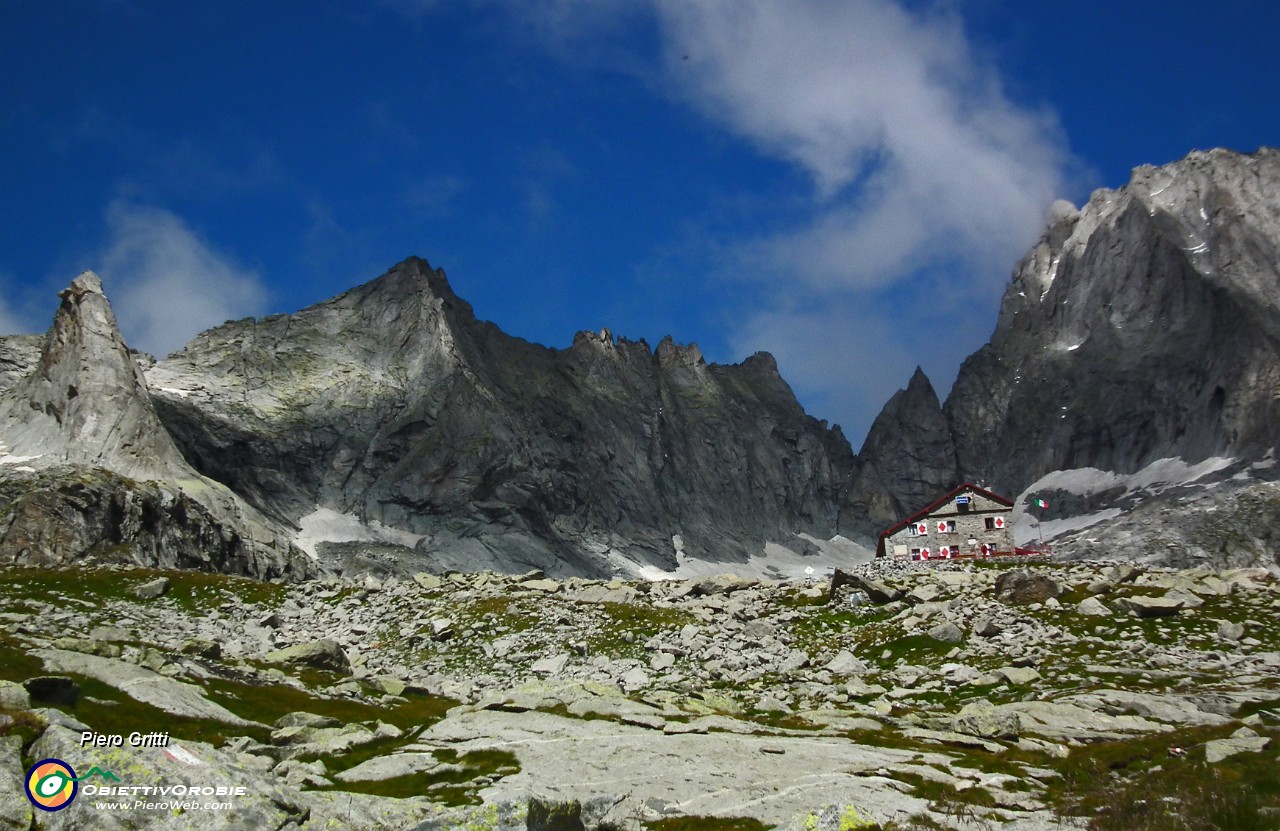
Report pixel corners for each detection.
[527,798,587,831]
[841,367,958,539]
[147,258,854,577]
[946,148,1280,499]
[23,676,80,706]
[830,568,901,604]
[994,570,1062,605]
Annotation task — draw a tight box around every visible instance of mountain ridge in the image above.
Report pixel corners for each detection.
[848,146,1280,569]
[146,256,854,577]
[2,147,1278,577]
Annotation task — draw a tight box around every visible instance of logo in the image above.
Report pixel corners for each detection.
[24,760,119,811]
[25,759,78,811]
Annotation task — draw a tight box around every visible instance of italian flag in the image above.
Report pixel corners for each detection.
[1033,498,1049,509]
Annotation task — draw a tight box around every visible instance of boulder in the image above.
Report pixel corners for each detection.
[824,650,869,676]
[952,700,1020,740]
[371,675,408,697]
[1205,735,1271,764]
[996,666,1042,686]
[927,621,964,644]
[134,576,171,599]
[907,583,942,605]
[274,712,342,729]
[23,676,80,705]
[994,570,1062,605]
[1217,620,1246,641]
[830,569,901,604]
[532,653,571,676]
[0,681,31,710]
[264,638,352,674]
[1115,595,1184,618]
[972,617,1003,637]
[692,574,757,595]
[181,638,222,659]
[1076,596,1111,616]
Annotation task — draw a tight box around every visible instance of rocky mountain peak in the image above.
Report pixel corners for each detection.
[369,256,467,309]
[139,258,855,577]
[60,269,104,300]
[0,271,192,480]
[0,274,311,578]
[945,146,1280,499]
[841,366,957,538]
[655,335,707,369]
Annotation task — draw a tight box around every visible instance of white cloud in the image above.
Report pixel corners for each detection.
[388,0,1077,436]
[653,0,1070,290]
[99,202,269,357]
[650,0,1075,436]
[0,273,44,337]
[0,299,33,338]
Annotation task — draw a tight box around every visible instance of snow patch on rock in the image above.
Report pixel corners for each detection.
[625,534,873,582]
[295,507,425,559]
[1013,456,1237,544]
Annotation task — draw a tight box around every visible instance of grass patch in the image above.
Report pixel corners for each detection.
[1048,722,1280,827]
[0,565,286,615]
[203,675,454,732]
[582,602,697,658]
[0,704,50,753]
[872,634,956,668]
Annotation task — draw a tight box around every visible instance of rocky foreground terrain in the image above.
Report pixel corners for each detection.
[2,557,1277,830]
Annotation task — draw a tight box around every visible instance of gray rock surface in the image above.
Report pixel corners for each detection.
[420,707,938,827]
[0,334,43,395]
[264,638,352,674]
[1075,596,1111,616]
[841,367,958,539]
[0,736,32,831]
[1204,734,1271,763]
[1114,594,1184,617]
[947,148,1280,499]
[0,273,310,580]
[32,648,260,725]
[146,257,854,577]
[0,272,194,480]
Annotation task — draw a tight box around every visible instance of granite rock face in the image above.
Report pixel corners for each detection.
[846,148,1280,566]
[147,257,854,577]
[841,367,958,540]
[0,273,309,579]
[946,148,1280,499]
[0,272,193,481]
[0,334,42,396]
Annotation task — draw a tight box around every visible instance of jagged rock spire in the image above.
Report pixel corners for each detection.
[840,366,959,538]
[0,271,193,480]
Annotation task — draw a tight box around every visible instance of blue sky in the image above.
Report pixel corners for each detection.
[2,1,1277,445]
